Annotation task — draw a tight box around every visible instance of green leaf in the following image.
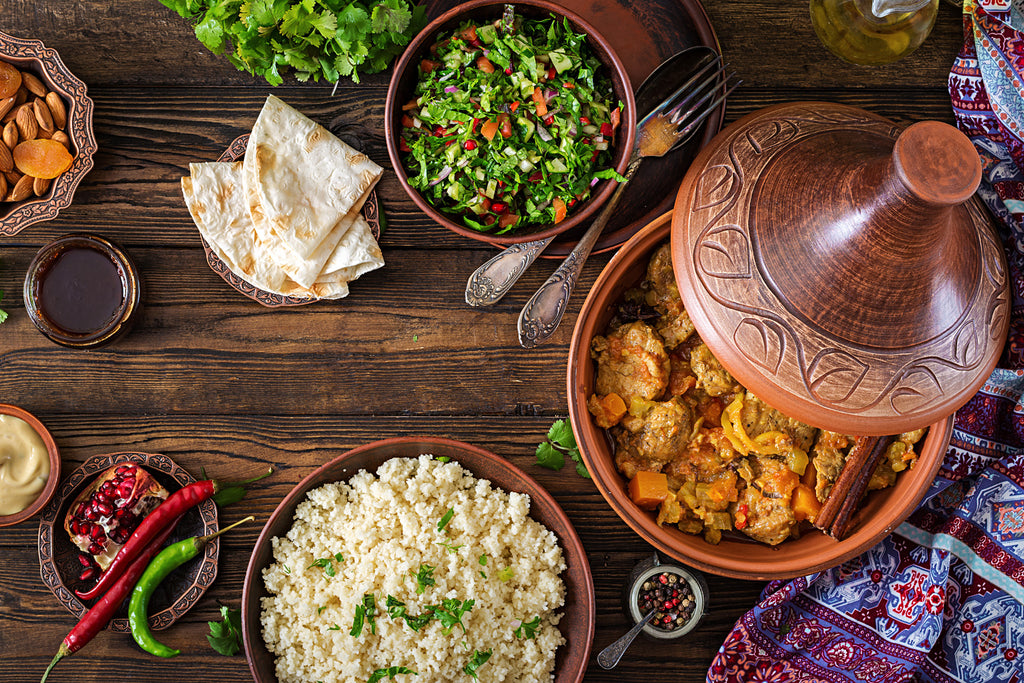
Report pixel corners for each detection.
[437,507,454,532]
[514,615,541,639]
[336,3,371,43]
[207,605,243,656]
[462,649,492,679]
[534,440,564,471]
[367,666,417,683]
[412,563,435,594]
[195,12,227,53]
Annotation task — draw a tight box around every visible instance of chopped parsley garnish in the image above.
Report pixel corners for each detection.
[535,419,590,478]
[435,455,451,463]
[463,649,492,679]
[367,666,417,683]
[413,564,436,594]
[351,593,377,637]
[497,566,515,582]
[328,624,342,631]
[318,605,327,615]
[427,598,475,634]
[437,539,464,554]
[478,554,487,566]
[283,564,291,574]
[308,553,344,578]
[437,507,455,532]
[514,616,541,639]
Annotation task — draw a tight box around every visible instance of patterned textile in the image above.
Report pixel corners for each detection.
[707,3,1024,681]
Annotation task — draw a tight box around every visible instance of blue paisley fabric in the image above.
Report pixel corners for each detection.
[706,3,1024,681]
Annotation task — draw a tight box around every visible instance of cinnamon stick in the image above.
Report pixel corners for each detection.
[813,435,895,539]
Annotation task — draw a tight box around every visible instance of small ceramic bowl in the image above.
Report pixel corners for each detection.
[384,0,636,246]
[0,32,96,235]
[0,403,60,527]
[23,233,142,349]
[567,212,952,580]
[242,437,595,683]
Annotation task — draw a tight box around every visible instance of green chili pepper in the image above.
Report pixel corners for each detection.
[128,515,254,657]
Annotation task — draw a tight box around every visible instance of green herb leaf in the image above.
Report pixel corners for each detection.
[207,605,243,656]
[478,554,487,566]
[437,539,463,554]
[427,598,475,634]
[413,563,435,594]
[328,623,342,631]
[350,594,377,637]
[463,649,492,679]
[497,566,515,582]
[437,507,454,532]
[0,288,7,325]
[435,455,449,462]
[535,419,590,478]
[283,564,291,574]
[514,616,542,639]
[368,666,417,683]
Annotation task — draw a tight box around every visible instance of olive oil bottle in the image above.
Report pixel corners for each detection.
[810,0,939,65]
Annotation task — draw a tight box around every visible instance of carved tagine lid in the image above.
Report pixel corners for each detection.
[671,102,1010,436]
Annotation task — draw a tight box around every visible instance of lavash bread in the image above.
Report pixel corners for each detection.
[180,95,384,301]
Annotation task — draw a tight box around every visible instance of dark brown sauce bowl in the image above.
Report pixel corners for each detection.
[23,233,141,349]
[242,437,595,683]
[0,403,60,527]
[566,212,953,581]
[384,0,636,246]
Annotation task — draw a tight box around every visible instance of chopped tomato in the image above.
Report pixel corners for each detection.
[484,214,496,225]
[490,201,507,213]
[528,170,543,183]
[476,55,495,73]
[433,125,447,137]
[481,119,499,141]
[471,117,481,133]
[579,116,590,126]
[498,213,520,229]
[399,138,411,152]
[532,86,547,117]
[509,101,520,113]
[464,139,477,150]
[600,122,613,137]
[497,113,512,139]
[459,25,478,42]
[420,59,441,73]
[547,67,557,80]
[562,81,575,89]
[734,503,749,530]
[543,114,554,126]
[552,197,567,224]
[567,197,576,208]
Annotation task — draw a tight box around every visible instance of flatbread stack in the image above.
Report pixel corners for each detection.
[181,95,384,300]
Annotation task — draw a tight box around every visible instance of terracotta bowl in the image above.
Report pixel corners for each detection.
[0,32,96,235]
[242,437,595,683]
[384,0,636,246]
[567,213,952,581]
[0,403,60,527]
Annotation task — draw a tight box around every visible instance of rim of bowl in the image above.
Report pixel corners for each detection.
[0,403,60,527]
[566,212,953,580]
[242,436,596,683]
[0,31,97,235]
[384,0,637,245]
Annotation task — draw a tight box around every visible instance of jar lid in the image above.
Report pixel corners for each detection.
[671,102,1009,435]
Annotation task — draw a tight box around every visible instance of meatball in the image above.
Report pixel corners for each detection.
[689,343,739,397]
[736,458,799,545]
[643,243,695,349]
[591,321,670,403]
[614,399,694,475]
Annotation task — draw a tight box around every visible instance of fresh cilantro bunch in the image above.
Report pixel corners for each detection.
[158,0,427,85]
[535,419,590,478]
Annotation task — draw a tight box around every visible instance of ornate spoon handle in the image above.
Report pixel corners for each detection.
[596,608,657,670]
[464,236,554,307]
[517,155,641,348]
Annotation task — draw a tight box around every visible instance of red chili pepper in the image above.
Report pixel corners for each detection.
[75,481,217,601]
[40,519,182,683]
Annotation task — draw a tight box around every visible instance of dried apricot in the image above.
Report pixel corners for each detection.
[13,138,72,179]
[0,62,21,100]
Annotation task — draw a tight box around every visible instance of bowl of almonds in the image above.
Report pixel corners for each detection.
[0,31,96,235]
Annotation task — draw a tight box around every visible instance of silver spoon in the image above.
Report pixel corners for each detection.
[596,607,658,669]
[518,52,739,347]
[464,45,724,308]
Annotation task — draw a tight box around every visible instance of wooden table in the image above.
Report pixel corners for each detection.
[0,1,966,681]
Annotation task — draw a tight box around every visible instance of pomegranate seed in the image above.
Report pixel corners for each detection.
[96,502,113,516]
[79,567,98,581]
[490,202,507,213]
[543,115,554,126]
[600,122,613,137]
[504,67,512,75]
[118,482,134,498]
[88,542,104,555]
[580,116,591,125]
[76,502,88,518]
[84,507,99,521]
[433,125,447,137]
[116,465,132,475]
[568,198,577,208]
[547,67,556,80]
[78,553,93,567]
[464,140,477,150]
[90,525,106,541]
[101,481,116,495]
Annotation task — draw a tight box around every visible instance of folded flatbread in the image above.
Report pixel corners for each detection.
[244,95,383,263]
[182,161,354,300]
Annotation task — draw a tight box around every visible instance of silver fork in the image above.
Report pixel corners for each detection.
[517,58,739,348]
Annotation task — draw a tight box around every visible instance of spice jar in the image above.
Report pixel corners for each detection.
[23,234,141,349]
[625,553,708,639]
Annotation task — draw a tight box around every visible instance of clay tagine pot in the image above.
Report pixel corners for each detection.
[672,102,1009,436]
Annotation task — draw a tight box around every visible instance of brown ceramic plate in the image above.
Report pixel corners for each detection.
[425,0,722,257]
[37,452,219,631]
[242,437,595,683]
[0,404,60,527]
[0,32,96,236]
[198,134,382,308]
[567,212,953,580]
